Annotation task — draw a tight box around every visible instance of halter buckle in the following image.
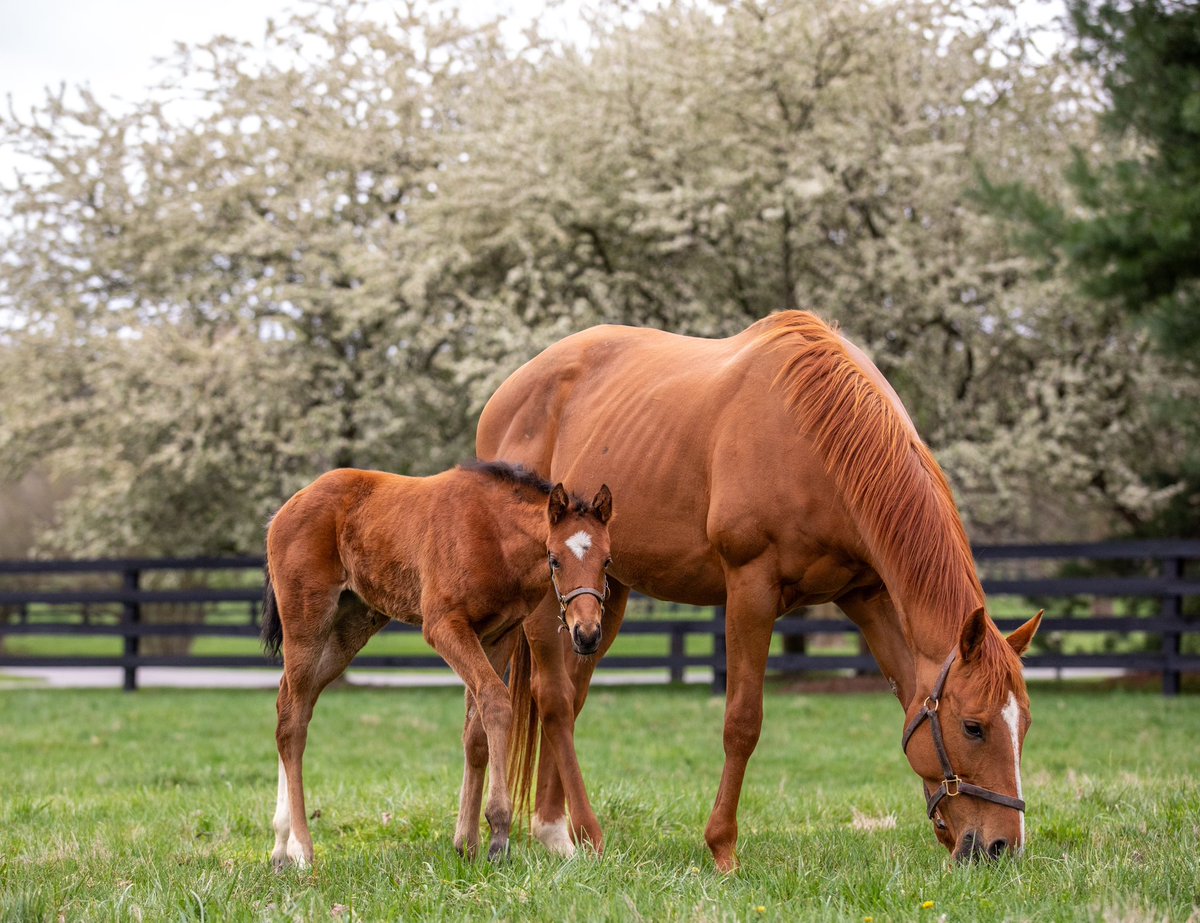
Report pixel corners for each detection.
[943,776,962,797]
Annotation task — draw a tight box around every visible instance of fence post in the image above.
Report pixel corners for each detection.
[711,605,727,695]
[1161,555,1182,697]
[669,624,685,684]
[122,567,141,692]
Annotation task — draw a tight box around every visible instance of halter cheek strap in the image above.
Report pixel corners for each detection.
[549,556,609,630]
[901,651,1027,818]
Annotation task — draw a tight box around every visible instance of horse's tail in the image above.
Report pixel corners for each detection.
[507,628,539,819]
[260,558,284,661]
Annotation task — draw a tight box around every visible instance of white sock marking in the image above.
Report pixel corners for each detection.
[531,815,576,858]
[1001,692,1025,849]
[272,758,290,853]
[565,530,591,561]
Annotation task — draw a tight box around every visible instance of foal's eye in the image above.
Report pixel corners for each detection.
[963,720,985,740]
[603,557,612,570]
[548,554,561,570]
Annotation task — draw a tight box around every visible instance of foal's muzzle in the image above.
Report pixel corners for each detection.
[571,623,602,656]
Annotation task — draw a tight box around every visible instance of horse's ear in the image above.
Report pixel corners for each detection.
[959,606,989,664]
[1007,609,1044,658]
[591,484,613,524]
[548,484,570,525]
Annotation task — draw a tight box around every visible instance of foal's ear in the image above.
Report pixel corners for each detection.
[958,605,990,664]
[1006,609,1044,658]
[548,483,570,525]
[591,484,613,524]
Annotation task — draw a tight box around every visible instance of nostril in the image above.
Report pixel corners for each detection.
[988,838,1009,859]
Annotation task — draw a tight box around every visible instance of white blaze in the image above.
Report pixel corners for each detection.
[1001,692,1025,848]
[565,530,591,561]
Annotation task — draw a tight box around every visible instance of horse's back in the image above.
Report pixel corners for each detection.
[477,315,854,604]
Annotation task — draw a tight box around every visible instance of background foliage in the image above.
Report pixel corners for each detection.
[1,0,1196,556]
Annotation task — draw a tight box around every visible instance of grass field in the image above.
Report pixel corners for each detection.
[1,684,1198,922]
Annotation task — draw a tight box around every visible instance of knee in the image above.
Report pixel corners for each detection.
[722,705,762,755]
[464,721,489,768]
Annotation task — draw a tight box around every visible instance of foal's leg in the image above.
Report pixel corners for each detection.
[454,629,518,858]
[426,614,514,860]
[272,593,386,870]
[702,566,778,873]
[530,581,630,855]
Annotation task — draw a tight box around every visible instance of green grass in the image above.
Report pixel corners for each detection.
[1,686,1198,922]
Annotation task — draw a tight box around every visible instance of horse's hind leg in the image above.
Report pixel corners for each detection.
[427,615,514,861]
[272,590,386,870]
[454,629,518,858]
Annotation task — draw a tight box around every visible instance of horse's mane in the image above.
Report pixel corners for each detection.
[752,311,1019,701]
[461,460,555,494]
[460,460,593,512]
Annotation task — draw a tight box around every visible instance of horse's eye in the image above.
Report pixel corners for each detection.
[548,554,561,570]
[963,720,985,740]
[604,557,612,569]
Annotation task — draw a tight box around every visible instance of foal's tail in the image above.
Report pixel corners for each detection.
[507,629,540,818]
[260,560,284,661]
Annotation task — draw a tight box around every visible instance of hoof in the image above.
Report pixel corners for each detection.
[487,840,511,863]
[713,851,739,874]
[271,851,289,873]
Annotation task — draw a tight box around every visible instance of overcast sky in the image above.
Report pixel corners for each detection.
[0,0,551,117]
[1,0,303,114]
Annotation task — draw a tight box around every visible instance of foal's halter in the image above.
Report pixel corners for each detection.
[901,651,1026,819]
[548,555,609,631]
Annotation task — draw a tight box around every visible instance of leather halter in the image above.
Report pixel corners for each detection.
[901,651,1026,819]
[548,555,608,630]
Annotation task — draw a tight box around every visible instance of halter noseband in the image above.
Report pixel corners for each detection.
[901,651,1026,819]
[548,555,609,631]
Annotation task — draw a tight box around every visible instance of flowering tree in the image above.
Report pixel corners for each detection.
[1,0,1192,556]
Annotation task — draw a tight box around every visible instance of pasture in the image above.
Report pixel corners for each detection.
[1,684,1198,922]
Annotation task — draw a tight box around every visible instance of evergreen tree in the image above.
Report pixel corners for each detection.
[983,0,1200,360]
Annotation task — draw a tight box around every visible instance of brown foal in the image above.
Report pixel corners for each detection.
[260,461,612,868]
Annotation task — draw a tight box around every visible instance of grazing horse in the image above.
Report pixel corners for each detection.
[260,461,613,868]
[476,310,1043,870]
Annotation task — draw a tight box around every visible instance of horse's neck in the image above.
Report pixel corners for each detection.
[496,497,551,590]
[841,568,980,706]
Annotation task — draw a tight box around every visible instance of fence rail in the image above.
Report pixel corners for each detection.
[2,541,1197,694]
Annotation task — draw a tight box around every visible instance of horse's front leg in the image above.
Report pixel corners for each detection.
[530,581,629,855]
[428,615,514,861]
[702,565,778,873]
[522,592,613,853]
[454,629,518,858]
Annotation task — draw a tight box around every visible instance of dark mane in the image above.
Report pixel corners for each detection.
[461,460,598,514]
[461,460,555,494]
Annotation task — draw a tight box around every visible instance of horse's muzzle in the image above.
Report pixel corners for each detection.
[953,830,1011,863]
[571,624,602,655]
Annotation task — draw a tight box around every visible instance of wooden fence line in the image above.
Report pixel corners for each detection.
[1,541,1197,694]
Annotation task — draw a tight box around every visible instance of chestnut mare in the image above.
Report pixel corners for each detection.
[260,462,612,868]
[477,311,1043,870]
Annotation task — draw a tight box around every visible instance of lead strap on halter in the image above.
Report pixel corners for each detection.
[902,650,1026,818]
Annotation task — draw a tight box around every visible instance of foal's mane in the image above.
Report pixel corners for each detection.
[461,460,555,495]
[460,460,593,513]
[753,311,1018,699]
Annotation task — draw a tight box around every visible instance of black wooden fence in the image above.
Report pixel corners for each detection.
[1,540,1197,694]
